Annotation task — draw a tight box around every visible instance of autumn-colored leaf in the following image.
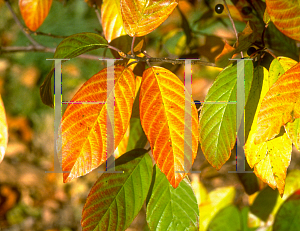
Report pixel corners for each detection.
[40,33,108,108]
[266,0,300,41]
[255,62,300,145]
[215,41,235,68]
[199,60,253,170]
[215,22,259,67]
[0,95,8,164]
[139,66,198,188]
[245,66,293,196]
[59,66,135,183]
[19,0,53,31]
[81,149,153,231]
[101,0,127,43]
[120,0,178,37]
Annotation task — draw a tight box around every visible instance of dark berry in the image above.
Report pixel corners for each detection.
[241,6,252,15]
[215,4,224,14]
[247,47,257,56]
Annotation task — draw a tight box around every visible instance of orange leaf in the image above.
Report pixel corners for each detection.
[0,95,8,164]
[19,0,53,31]
[255,62,300,145]
[60,66,135,183]
[266,0,300,41]
[215,41,235,68]
[139,66,198,188]
[101,0,127,43]
[120,0,178,37]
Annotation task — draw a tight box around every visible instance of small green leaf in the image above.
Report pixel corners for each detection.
[208,205,241,231]
[146,165,199,231]
[81,148,153,231]
[126,118,148,152]
[273,190,300,231]
[40,32,108,107]
[199,60,253,169]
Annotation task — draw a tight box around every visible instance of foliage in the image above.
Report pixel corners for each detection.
[1,0,300,230]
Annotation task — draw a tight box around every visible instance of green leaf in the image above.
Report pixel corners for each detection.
[146,165,199,231]
[250,186,278,221]
[207,205,241,231]
[126,118,148,152]
[199,186,236,231]
[40,32,108,107]
[273,190,300,231]
[199,60,253,169]
[81,148,153,231]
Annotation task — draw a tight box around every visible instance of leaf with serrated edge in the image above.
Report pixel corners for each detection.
[199,60,253,170]
[120,0,178,37]
[19,0,52,31]
[255,62,300,145]
[266,0,300,41]
[139,66,198,188]
[81,149,153,231]
[0,95,8,164]
[245,66,293,196]
[40,33,108,107]
[146,165,199,231]
[101,0,127,42]
[60,66,135,183]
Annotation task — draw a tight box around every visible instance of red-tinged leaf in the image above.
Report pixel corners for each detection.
[81,149,153,231]
[139,66,198,188]
[255,62,300,145]
[266,0,300,41]
[215,41,235,68]
[101,0,127,43]
[120,0,178,37]
[59,66,135,183]
[0,95,8,164]
[19,0,52,31]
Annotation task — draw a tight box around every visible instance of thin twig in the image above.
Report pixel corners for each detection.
[93,4,102,26]
[5,0,42,47]
[131,36,136,56]
[0,46,107,60]
[26,30,69,39]
[1,45,217,66]
[222,0,244,58]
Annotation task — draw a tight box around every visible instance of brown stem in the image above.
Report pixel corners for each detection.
[222,0,244,58]
[5,0,42,48]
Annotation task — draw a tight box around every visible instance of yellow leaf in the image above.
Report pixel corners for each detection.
[255,62,300,144]
[120,0,178,37]
[0,95,8,163]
